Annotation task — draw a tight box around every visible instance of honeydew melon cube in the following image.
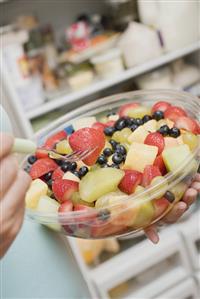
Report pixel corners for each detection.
[128,126,149,144]
[25,179,48,209]
[143,120,157,132]
[124,142,158,172]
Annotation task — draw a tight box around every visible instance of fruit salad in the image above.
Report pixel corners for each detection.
[24,96,200,238]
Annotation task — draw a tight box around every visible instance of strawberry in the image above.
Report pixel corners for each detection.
[74,204,97,223]
[164,106,187,122]
[69,128,105,166]
[152,101,171,113]
[92,122,106,133]
[30,158,58,179]
[52,179,79,203]
[58,200,73,213]
[118,102,140,117]
[153,155,167,175]
[119,170,142,195]
[52,167,64,180]
[144,132,165,155]
[153,197,170,218]
[142,165,161,187]
[175,116,200,135]
[44,130,67,149]
[35,148,49,159]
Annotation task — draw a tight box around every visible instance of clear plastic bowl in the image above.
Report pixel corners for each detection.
[26,90,200,239]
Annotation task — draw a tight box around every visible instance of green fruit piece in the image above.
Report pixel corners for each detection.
[56,139,72,155]
[128,126,149,144]
[112,128,132,143]
[162,144,192,172]
[143,120,157,132]
[71,192,94,207]
[132,186,155,228]
[90,164,101,172]
[127,106,151,119]
[169,182,187,203]
[150,176,168,200]
[25,179,48,209]
[182,132,199,151]
[95,190,127,208]
[124,142,158,172]
[79,168,125,202]
[99,116,108,123]
[36,195,61,231]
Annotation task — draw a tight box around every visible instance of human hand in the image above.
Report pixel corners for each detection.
[145,173,200,244]
[0,133,31,258]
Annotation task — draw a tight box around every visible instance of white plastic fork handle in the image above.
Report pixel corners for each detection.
[12,138,37,154]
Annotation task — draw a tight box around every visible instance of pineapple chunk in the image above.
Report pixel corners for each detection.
[56,139,72,154]
[143,120,157,132]
[128,126,149,144]
[71,117,96,131]
[127,106,151,118]
[63,172,80,182]
[25,179,48,209]
[124,142,158,172]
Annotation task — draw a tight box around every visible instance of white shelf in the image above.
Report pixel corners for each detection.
[27,42,200,120]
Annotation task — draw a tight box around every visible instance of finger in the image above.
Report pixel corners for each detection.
[194,173,200,182]
[191,182,200,192]
[0,154,18,198]
[162,201,187,223]
[0,133,13,159]
[144,225,159,244]
[3,170,31,215]
[182,188,198,206]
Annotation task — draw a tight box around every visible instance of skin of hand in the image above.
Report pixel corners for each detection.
[145,173,200,244]
[0,133,31,258]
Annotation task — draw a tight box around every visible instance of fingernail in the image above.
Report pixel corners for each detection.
[150,232,159,244]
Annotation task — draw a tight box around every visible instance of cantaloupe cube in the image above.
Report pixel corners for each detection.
[124,142,158,172]
[25,179,48,209]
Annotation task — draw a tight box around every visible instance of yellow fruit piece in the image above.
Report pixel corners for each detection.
[108,114,119,121]
[71,192,94,207]
[56,139,72,154]
[170,183,187,203]
[63,172,80,182]
[71,117,97,130]
[157,119,174,129]
[182,132,199,151]
[150,176,168,200]
[112,128,132,143]
[143,119,157,132]
[164,137,179,149]
[124,142,158,172]
[95,190,127,208]
[127,106,151,118]
[25,179,48,209]
[128,126,149,144]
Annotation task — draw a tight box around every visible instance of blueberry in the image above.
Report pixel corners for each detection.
[109,139,118,150]
[61,161,71,172]
[47,179,53,188]
[115,144,127,155]
[170,127,181,138]
[97,209,111,221]
[164,191,175,203]
[114,118,127,130]
[72,170,81,178]
[78,166,89,177]
[69,162,77,171]
[97,155,107,165]
[142,115,152,123]
[107,111,116,117]
[153,110,164,121]
[104,126,116,136]
[135,118,144,126]
[28,155,37,164]
[130,124,138,132]
[112,153,124,164]
[55,159,63,166]
[125,117,135,127]
[103,148,113,157]
[44,171,52,181]
[158,125,170,136]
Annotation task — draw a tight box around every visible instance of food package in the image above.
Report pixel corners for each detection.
[118,22,162,68]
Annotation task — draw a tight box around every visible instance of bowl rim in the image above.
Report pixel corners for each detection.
[26,89,200,222]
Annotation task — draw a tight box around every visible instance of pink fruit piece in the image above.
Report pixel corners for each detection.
[52,179,79,203]
[58,200,73,213]
[92,122,106,133]
[144,132,165,155]
[175,116,200,135]
[152,101,171,113]
[153,197,170,218]
[119,170,142,195]
[44,130,67,149]
[118,102,140,117]
[69,127,105,166]
[35,148,49,159]
[30,158,58,179]
[153,155,167,176]
[52,167,64,180]
[164,106,187,122]
[105,121,115,127]
[142,165,162,187]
